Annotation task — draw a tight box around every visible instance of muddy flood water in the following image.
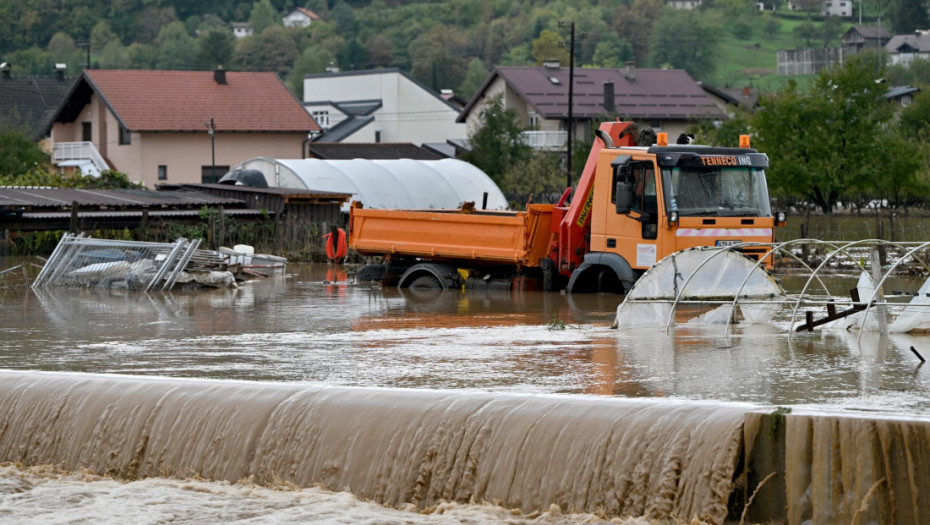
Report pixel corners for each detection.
[2,260,930,524]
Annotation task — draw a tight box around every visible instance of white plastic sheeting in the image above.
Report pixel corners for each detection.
[234,157,508,212]
[614,247,785,329]
[890,275,930,333]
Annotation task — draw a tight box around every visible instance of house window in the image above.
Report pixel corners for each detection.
[82,122,92,142]
[312,110,330,128]
[158,165,167,181]
[201,166,230,184]
[374,128,382,143]
[529,112,539,129]
[119,126,131,145]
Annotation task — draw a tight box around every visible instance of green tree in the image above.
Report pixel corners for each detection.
[155,22,196,70]
[249,0,279,34]
[409,25,468,91]
[286,44,336,97]
[197,28,235,69]
[0,124,49,176]
[753,55,904,215]
[891,0,930,33]
[611,0,663,67]
[648,10,721,79]
[461,95,532,185]
[531,29,570,66]
[458,58,489,100]
[793,19,818,48]
[234,25,297,74]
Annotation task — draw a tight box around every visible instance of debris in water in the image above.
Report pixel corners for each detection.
[32,233,237,291]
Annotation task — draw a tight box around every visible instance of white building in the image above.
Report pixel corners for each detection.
[303,68,467,145]
[282,7,319,28]
[232,22,253,39]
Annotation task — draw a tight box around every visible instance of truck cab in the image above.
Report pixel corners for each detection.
[569,133,776,292]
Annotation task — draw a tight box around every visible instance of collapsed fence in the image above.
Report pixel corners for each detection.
[30,234,233,292]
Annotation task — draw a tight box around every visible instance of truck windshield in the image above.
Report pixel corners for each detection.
[664,167,772,217]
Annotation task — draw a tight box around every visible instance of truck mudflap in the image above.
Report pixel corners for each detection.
[398,263,461,290]
[566,252,638,294]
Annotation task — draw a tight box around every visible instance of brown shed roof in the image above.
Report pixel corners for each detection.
[459,66,725,123]
[54,69,321,133]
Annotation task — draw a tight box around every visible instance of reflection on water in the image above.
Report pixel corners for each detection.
[1,261,929,415]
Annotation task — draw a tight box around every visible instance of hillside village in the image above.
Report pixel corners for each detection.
[2,0,930,241]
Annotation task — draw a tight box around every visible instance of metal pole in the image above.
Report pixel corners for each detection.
[210,118,216,181]
[567,22,575,191]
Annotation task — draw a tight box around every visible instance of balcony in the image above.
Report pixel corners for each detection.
[52,142,110,177]
[521,130,567,149]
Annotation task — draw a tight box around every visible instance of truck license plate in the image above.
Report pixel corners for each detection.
[716,240,742,247]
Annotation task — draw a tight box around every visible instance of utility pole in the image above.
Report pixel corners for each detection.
[559,21,576,191]
[207,118,216,182]
[558,21,585,193]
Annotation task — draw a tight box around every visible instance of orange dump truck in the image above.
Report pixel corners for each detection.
[350,121,782,293]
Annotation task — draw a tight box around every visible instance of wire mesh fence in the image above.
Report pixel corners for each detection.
[31,234,230,291]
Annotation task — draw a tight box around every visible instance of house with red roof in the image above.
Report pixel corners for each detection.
[49,68,321,187]
[457,64,725,150]
[283,7,320,28]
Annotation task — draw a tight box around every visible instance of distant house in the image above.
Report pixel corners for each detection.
[232,22,253,39]
[303,68,467,145]
[842,26,893,53]
[885,32,930,65]
[49,68,320,186]
[823,0,852,17]
[666,0,702,9]
[457,64,726,149]
[885,85,920,107]
[283,7,320,27]
[0,64,75,145]
[700,83,760,116]
[787,0,851,16]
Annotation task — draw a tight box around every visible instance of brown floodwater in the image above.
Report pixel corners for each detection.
[2,259,929,415]
[5,257,930,523]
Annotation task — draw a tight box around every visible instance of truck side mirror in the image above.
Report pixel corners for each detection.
[615,180,633,214]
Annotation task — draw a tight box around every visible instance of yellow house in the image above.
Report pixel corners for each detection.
[49,68,321,188]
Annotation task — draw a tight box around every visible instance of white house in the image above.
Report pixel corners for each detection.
[303,68,467,145]
[232,22,253,39]
[283,7,320,28]
[885,32,930,66]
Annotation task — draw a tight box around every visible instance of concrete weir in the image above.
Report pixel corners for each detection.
[0,370,927,524]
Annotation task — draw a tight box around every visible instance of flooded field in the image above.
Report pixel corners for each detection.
[2,258,930,523]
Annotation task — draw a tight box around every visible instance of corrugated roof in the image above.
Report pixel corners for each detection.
[306,143,444,160]
[0,76,76,139]
[459,66,725,122]
[55,69,320,133]
[0,187,243,209]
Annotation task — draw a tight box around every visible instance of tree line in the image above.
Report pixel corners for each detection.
[3,0,918,99]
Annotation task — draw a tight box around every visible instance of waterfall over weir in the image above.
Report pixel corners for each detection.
[1,371,930,524]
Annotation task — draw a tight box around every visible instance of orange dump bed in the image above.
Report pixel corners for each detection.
[349,204,555,267]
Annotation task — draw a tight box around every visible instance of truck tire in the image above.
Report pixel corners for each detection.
[408,274,442,289]
[356,264,386,282]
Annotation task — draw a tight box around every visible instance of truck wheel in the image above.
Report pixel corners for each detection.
[356,264,386,282]
[408,274,442,289]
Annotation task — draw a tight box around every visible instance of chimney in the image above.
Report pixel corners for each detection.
[603,81,615,112]
[1,63,10,80]
[743,86,751,98]
[55,63,66,81]
[623,61,635,81]
[214,66,227,85]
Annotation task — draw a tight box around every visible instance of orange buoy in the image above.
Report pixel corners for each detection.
[323,226,347,263]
